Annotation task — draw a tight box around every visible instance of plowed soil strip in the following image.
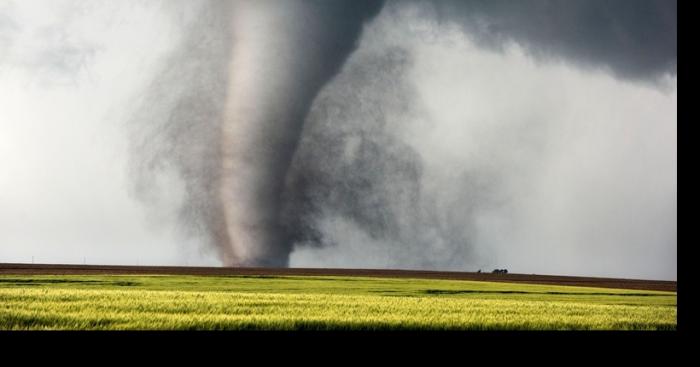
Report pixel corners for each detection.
[0,263,676,292]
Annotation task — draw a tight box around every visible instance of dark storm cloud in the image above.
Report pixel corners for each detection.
[127,0,674,276]
[418,0,677,81]
[284,0,677,261]
[283,0,676,278]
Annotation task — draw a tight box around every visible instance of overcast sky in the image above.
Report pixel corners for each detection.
[0,0,676,280]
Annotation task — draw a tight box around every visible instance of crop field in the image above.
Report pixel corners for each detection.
[0,274,676,330]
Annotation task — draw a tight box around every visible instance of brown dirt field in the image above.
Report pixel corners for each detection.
[0,263,676,292]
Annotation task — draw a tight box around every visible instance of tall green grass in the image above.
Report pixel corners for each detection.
[0,275,676,330]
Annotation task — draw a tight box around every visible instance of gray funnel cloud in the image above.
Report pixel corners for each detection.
[219,0,383,266]
[128,0,675,278]
[129,0,383,267]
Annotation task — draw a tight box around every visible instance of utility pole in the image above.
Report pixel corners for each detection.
[31,256,34,264]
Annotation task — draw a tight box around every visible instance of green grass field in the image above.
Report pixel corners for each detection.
[0,274,676,330]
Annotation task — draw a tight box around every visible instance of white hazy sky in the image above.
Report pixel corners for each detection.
[0,0,219,266]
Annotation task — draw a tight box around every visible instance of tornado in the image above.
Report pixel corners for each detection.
[217,0,383,266]
[128,0,674,277]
